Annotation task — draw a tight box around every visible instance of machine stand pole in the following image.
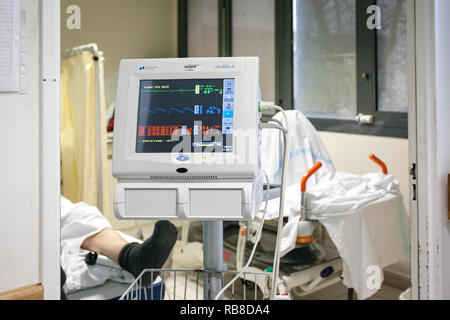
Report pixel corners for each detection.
[348,288,355,300]
[203,220,224,300]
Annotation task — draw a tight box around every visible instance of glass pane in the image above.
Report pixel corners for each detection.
[293,0,356,120]
[377,0,408,112]
[232,0,275,102]
[187,0,218,57]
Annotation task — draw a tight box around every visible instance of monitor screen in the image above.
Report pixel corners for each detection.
[136,78,235,153]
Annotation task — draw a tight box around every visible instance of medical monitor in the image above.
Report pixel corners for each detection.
[113,57,261,180]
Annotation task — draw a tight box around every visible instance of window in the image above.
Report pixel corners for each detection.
[178,0,408,138]
[181,0,276,102]
[186,0,219,57]
[293,0,356,120]
[291,0,408,137]
[376,0,408,113]
[232,0,275,102]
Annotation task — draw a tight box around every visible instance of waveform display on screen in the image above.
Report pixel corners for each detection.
[140,107,194,115]
[138,124,222,137]
[139,105,221,116]
[141,84,223,95]
[136,78,234,153]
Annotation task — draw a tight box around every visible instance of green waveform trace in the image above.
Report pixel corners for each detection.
[141,87,223,95]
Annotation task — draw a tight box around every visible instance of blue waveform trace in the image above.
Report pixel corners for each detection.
[140,107,195,115]
[140,105,222,116]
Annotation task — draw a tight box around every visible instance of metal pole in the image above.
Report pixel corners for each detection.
[270,126,287,299]
[203,220,224,300]
[94,57,103,212]
[348,288,355,300]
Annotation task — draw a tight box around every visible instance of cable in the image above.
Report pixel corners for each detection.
[213,102,290,300]
[214,172,271,300]
[268,117,284,128]
[266,105,290,299]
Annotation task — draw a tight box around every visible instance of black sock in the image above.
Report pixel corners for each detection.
[118,220,178,286]
[61,267,68,300]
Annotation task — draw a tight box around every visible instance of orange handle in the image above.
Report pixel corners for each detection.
[301,162,322,192]
[369,153,388,174]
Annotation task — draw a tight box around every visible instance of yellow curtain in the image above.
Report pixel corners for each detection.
[61,51,107,208]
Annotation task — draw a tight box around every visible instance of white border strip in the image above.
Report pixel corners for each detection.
[407,0,419,300]
[415,0,437,300]
[39,0,61,300]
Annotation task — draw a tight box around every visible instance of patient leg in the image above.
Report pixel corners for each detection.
[118,220,178,285]
[81,221,178,286]
[81,227,128,263]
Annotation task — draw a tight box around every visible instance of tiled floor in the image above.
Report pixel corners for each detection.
[162,271,267,301]
[293,281,403,300]
[163,240,406,301]
[162,271,403,301]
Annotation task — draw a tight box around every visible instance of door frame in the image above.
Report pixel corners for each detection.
[39,0,448,300]
[40,0,61,300]
[410,0,450,300]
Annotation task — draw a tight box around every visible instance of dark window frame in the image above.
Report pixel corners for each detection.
[178,0,188,58]
[218,0,232,57]
[178,0,408,138]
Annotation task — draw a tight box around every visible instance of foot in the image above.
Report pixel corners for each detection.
[118,220,178,286]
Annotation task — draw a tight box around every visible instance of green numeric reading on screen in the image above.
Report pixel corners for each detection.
[141,84,223,95]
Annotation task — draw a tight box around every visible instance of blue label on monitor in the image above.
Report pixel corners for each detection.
[223,110,234,118]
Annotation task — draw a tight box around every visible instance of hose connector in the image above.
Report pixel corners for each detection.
[259,101,279,119]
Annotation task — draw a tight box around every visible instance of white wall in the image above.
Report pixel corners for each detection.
[0,0,41,292]
[61,0,178,107]
[60,0,178,232]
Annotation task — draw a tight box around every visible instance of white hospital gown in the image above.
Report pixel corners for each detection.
[61,196,136,293]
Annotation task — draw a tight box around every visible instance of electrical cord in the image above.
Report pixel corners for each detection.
[213,102,290,300]
[214,172,271,300]
[265,105,290,299]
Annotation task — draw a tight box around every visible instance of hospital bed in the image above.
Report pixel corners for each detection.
[241,110,408,300]
[67,278,165,300]
[182,219,342,299]
[63,247,167,300]
[173,110,408,300]
[67,281,131,300]
[178,173,343,299]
